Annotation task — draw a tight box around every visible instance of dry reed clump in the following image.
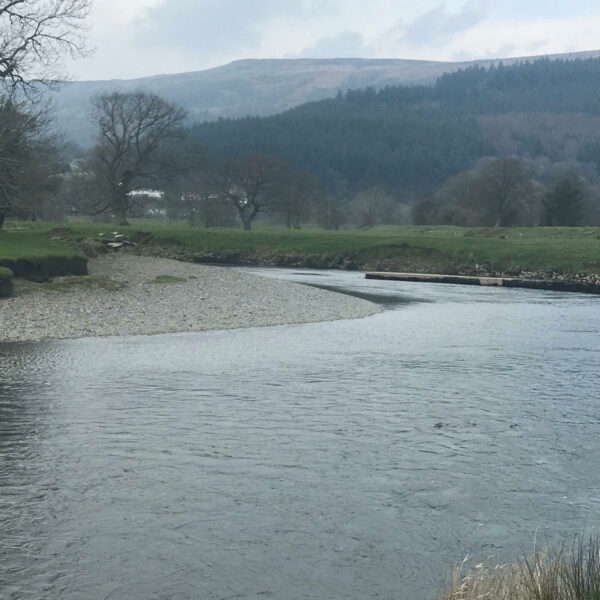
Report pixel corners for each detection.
[442,536,600,600]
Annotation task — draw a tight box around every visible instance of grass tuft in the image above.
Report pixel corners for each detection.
[0,266,13,280]
[442,536,600,600]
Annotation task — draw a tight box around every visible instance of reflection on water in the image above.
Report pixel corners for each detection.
[1,269,599,599]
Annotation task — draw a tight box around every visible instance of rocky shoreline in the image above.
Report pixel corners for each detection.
[366,270,600,294]
[0,253,381,343]
[134,245,600,294]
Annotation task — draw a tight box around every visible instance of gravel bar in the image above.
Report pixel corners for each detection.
[0,254,381,343]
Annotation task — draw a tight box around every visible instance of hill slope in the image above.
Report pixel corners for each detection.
[188,57,600,193]
[50,50,600,147]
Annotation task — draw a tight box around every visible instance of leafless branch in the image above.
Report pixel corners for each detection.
[0,0,92,93]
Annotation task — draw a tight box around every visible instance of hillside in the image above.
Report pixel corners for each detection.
[49,50,600,147]
[188,57,600,191]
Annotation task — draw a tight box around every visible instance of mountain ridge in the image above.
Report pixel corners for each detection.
[52,49,600,148]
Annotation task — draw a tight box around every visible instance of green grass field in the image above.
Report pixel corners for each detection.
[2,220,600,276]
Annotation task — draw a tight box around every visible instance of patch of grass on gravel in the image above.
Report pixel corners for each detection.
[41,276,125,293]
[150,274,188,284]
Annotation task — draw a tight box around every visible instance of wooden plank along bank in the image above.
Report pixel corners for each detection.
[364,272,600,295]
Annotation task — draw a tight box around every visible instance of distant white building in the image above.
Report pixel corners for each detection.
[127,189,166,217]
[127,189,164,200]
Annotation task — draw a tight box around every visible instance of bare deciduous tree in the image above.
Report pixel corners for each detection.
[274,167,317,230]
[0,0,91,227]
[215,153,284,230]
[0,0,91,92]
[350,186,396,228]
[165,171,236,227]
[90,91,186,224]
[316,196,346,230]
[476,157,532,227]
[0,97,60,227]
[428,156,544,227]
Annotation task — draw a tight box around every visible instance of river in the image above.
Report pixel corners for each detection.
[1,268,599,599]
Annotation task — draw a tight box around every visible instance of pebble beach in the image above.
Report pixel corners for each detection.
[0,254,381,343]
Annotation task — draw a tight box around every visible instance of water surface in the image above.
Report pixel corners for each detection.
[1,270,599,599]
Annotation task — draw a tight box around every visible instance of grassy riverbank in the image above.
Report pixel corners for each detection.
[0,228,85,260]
[0,228,87,281]
[0,266,13,297]
[2,220,600,280]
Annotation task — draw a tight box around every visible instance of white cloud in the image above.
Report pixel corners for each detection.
[434,14,600,62]
[298,31,369,58]
[398,2,489,46]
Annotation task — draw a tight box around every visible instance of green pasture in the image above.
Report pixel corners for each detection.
[2,220,600,276]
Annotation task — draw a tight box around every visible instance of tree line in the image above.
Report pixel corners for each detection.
[180,56,600,228]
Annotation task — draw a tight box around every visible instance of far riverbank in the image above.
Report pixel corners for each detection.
[2,222,600,297]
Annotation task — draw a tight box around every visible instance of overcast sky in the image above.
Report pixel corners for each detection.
[67,0,600,80]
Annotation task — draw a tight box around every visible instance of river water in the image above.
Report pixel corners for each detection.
[1,269,599,600]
